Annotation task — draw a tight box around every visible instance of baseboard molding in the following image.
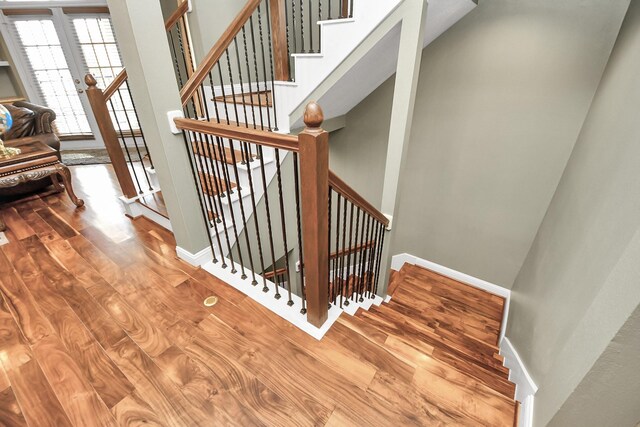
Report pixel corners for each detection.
[500,337,537,427]
[391,253,511,341]
[176,245,214,267]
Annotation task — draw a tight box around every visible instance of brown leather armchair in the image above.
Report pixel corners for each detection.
[0,101,61,196]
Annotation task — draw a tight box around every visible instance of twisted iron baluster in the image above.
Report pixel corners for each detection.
[181,131,218,263]
[108,97,142,193]
[257,5,273,130]
[249,16,266,132]
[264,0,280,131]
[293,153,307,313]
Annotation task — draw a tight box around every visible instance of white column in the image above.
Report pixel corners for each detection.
[107,0,210,261]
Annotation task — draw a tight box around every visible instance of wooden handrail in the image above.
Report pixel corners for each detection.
[103,69,128,101]
[164,0,189,30]
[329,171,390,227]
[263,267,287,280]
[180,0,262,106]
[84,74,138,199]
[174,117,299,152]
[330,241,375,260]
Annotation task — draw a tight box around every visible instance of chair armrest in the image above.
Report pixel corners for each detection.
[13,101,57,135]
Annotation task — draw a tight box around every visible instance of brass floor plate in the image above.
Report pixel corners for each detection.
[203,296,219,307]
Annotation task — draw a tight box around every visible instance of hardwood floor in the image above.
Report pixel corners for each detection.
[0,164,517,426]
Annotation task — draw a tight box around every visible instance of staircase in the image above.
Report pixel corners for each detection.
[169,0,478,336]
[343,262,519,426]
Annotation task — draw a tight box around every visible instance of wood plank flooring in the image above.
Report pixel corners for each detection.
[0,164,517,426]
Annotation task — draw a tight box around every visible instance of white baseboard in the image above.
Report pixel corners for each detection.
[391,253,511,341]
[176,245,214,267]
[500,337,537,427]
[118,194,172,231]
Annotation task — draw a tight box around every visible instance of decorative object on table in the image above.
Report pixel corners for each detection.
[0,138,84,232]
[0,104,21,158]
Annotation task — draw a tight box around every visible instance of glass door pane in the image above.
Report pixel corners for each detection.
[13,18,92,136]
[69,15,139,131]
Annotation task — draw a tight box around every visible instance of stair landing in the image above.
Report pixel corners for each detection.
[335,263,518,426]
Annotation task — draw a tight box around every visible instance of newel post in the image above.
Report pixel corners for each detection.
[268,0,290,82]
[299,102,329,328]
[84,74,138,199]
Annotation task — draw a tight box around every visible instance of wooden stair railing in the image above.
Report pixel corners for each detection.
[85,2,192,200]
[174,101,389,328]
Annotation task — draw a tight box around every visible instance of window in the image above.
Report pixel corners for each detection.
[72,16,139,131]
[13,19,91,136]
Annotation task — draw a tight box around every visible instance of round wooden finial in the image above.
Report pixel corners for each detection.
[85,74,97,87]
[303,102,324,128]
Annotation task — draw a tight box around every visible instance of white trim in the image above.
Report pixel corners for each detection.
[118,194,172,231]
[391,253,511,341]
[500,337,537,427]
[176,245,213,267]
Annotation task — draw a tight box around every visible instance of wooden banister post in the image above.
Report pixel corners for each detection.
[299,102,329,328]
[84,74,138,199]
[268,0,290,82]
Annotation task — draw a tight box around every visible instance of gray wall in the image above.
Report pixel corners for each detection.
[507,0,640,424]
[330,0,630,288]
[548,305,640,427]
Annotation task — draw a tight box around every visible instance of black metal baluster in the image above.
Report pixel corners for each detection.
[257,146,279,298]
[249,16,267,132]
[168,29,184,89]
[225,49,242,126]
[264,1,280,131]
[175,20,189,90]
[207,72,222,124]
[308,0,314,53]
[365,216,376,298]
[274,149,293,305]
[357,215,371,301]
[217,63,232,125]
[233,38,251,130]
[338,196,348,307]
[284,0,293,80]
[318,0,322,52]
[300,0,305,53]
[333,192,341,304]
[349,0,354,18]
[256,5,273,130]
[108,98,143,194]
[205,135,234,268]
[115,89,153,192]
[182,131,217,263]
[328,187,333,304]
[374,224,385,294]
[124,85,154,171]
[241,140,264,287]
[193,133,224,264]
[227,137,255,281]
[241,25,258,134]
[350,207,361,302]
[293,153,307,313]
[215,136,244,275]
[290,0,298,54]
[343,203,355,305]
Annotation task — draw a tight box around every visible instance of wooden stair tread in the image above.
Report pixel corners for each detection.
[198,172,236,196]
[192,141,245,165]
[363,304,508,378]
[214,90,272,107]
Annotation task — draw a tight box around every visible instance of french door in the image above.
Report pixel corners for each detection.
[0,6,129,145]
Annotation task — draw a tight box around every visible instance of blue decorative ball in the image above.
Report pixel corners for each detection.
[0,104,12,134]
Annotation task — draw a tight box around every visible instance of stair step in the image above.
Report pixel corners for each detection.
[192,141,246,165]
[214,90,272,107]
[198,172,236,196]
